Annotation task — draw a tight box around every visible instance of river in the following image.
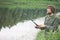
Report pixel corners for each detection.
[0,17,44,40]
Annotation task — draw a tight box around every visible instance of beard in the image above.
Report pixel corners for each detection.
[47,13,52,15]
[47,12,52,15]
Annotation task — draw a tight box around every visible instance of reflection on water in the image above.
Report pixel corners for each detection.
[0,17,44,40]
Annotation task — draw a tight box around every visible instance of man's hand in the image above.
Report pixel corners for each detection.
[35,24,46,30]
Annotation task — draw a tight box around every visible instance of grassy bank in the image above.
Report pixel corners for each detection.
[36,25,60,40]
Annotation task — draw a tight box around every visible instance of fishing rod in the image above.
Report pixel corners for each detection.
[30,18,38,26]
[24,13,38,26]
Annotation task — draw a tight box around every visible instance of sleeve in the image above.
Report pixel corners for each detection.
[45,17,59,31]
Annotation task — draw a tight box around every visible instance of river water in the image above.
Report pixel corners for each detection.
[0,17,44,40]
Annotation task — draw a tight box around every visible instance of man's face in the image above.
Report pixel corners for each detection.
[47,8,52,14]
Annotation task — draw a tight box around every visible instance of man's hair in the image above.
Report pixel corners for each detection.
[47,5,55,13]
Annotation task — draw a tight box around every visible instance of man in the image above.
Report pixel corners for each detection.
[35,5,60,40]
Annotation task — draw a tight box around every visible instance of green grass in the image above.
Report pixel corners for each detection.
[36,26,60,40]
[35,30,45,40]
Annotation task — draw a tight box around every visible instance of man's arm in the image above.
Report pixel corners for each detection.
[36,17,59,31]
